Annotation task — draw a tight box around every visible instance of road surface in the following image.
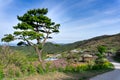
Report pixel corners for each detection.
[90,57,120,80]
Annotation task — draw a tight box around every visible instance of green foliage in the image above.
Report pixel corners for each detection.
[0,67,4,80]
[0,45,114,79]
[37,64,45,74]
[63,61,114,73]
[27,64,37,75]
[63,64,91,73]
[92,62,114,70]
[95,58,108,64]
[20,65,28,74]
[36,62,54,74]
[97,46,106,54]
[102,61,114,69]
[96,53,105,59]
[13,8,60,45]
[1,34,14,42]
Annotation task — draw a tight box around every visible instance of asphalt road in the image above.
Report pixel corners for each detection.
[90,57,120,80]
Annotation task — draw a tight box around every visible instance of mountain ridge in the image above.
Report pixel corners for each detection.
[43,33,120,53]
[1,33,120,54]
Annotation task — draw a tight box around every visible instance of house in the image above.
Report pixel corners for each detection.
[70,49,79,53]
[82,54,93,62]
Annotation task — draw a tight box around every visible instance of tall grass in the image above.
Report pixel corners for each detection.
[0,46,114,79]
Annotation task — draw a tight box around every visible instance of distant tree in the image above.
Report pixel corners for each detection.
[97,45,106,54]
[96,46,107,63]
[1,8,60,62]
[96,45,107,59]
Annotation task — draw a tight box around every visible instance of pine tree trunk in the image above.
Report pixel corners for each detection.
[34,47,47,70]
[38,50,42,62]
[35,47,42,62]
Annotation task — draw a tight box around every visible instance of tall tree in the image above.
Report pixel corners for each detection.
[1,8,60,62]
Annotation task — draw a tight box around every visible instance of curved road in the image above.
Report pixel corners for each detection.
[90,57,120,80]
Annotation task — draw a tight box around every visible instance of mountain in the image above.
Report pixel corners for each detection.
[43,33,120,53]
[1,33,120,54]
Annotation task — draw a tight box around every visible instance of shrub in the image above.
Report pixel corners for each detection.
[4,64,22,78]
[0,46,13,67]
[0,46,28,68]
[58,67,64,72]
[76,64,89,72]
[36,64,45,74]
[63,61,114,73]
[102,61,114,69]
[9,52,28,67]
[64,65,74,72]
[36,62,57,74]
[45,62,53,72]
[95,58,108,64]
[20,64,29,75]
[97,46,106,54]
[92,61,114,70]
[64,63,92,73]
[27,64,37,75]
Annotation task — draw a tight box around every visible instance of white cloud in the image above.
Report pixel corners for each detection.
[0,0,13,9]
[46,0,97,24]
[48,6,120,43]
[0,0,120,44]
[0,0,17,39]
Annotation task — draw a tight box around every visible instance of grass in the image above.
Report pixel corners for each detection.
[0,46,115,80]
[5,69,113,80]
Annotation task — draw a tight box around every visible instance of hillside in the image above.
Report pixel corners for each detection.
[43,33,120,53]
[73,33,120,51]
[1,33,120,54]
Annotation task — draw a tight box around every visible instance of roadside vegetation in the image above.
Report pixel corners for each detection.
[0,45,114,80]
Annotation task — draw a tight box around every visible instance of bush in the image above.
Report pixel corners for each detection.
[97,46,106,54]
[4,64,22,78]
[0,46,28,68]
[0,46,30,78]
[92,61,114,70]
[27,64,37,75]
[102,61,114,69]
[36,64,45,74]
[64,63,92,73]
[9,52,28,67]
[63,61,114,73]
[95,58,108,64]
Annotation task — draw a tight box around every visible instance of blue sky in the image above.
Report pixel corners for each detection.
[0,0,120,44]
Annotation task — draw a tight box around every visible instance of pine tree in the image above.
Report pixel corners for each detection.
[2,8,60,62]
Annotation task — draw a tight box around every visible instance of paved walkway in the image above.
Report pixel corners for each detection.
[90,57,120,80]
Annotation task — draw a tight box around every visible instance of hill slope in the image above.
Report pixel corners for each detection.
[2,33,120,54]
[44,33,120,53]
[73,33,120,51]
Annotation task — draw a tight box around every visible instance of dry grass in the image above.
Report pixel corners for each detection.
[18,72,72,80]
[9,69,113,80]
